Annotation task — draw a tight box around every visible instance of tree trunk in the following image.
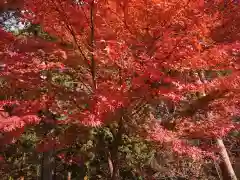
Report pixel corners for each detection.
[67,171,71,180]
[41,151,54,180]
[111,114,124,180]
[216,138,238,180]
[107,152,114,177]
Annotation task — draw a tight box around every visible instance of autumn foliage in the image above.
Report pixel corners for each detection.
[0,0,240,172]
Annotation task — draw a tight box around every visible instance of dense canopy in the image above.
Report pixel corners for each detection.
[0,0,239,179]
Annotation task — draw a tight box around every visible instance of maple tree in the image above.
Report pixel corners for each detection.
[0,0,240,179]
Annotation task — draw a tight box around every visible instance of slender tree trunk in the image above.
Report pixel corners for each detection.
[107,152,114,177]
[37,163,41,180]
[67,171,72,180]
[111,114,124,180]
[216,138,238,180]
[90,0,96,90]
[41,151,54,180]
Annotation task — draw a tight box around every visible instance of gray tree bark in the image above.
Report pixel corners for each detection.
[216,138,238,180]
